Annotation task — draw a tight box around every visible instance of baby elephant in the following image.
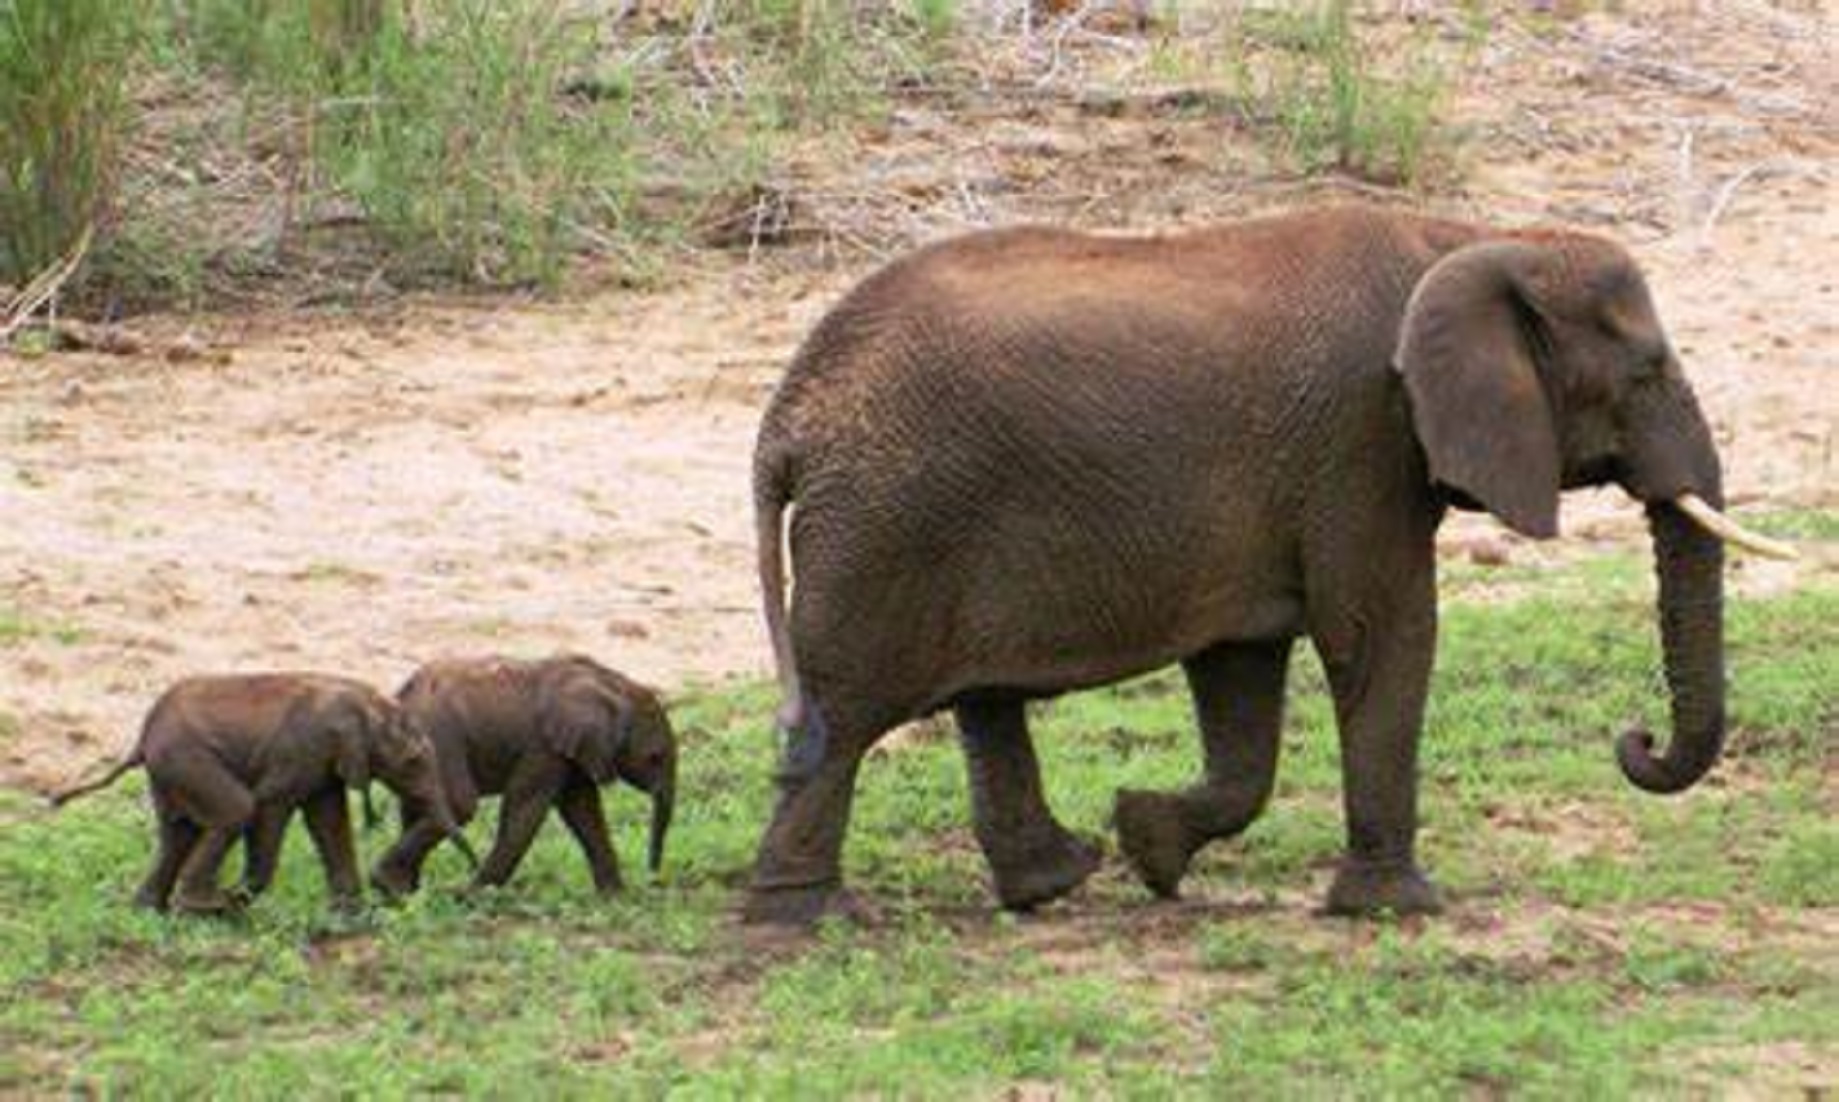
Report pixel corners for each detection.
[50,673,479,914]
[372,655,677,898]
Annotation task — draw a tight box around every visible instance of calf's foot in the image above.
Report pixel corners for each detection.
[369,860,421,901]
[169,887,242,917]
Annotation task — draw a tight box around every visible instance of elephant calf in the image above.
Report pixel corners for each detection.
[50,673,477,914]
[372,655,677,898]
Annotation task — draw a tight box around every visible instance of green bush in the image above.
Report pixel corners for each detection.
[0,0,146,284]
[1246,1,1461,186]
[333,1,629,286]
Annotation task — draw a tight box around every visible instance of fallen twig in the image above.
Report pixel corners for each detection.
[2,224,95,343]
[1698,158,1826,244]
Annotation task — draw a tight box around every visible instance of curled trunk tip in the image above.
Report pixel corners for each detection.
[1616,727,1719,795]
[1622,501,1728,796]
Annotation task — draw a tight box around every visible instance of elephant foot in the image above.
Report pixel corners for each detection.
[990,829,1103,912]
[742,882,879,927]
[369,861,421,902]
[169,888,241,917]
[1113,788,1196,900]
[1323,858,1443,918]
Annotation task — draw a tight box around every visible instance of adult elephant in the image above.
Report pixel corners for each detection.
[744,204,1794,925]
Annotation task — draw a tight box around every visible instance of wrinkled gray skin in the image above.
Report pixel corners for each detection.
[372,655,677,898]
[747,204,1731,925]
[50,673,475,914]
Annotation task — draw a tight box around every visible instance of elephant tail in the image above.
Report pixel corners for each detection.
[47,748,143,808]
[755,437,804,735]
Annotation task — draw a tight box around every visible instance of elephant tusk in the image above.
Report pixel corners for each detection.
[1673,494,1799,561]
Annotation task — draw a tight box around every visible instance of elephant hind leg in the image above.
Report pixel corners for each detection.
[957,695,1101,912]
[744,697,882,926]
[167,756,257,915]
[473,760,564,892]
[1116,638,1291,899]
[136,799,199,911]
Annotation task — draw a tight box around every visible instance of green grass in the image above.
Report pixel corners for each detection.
[0,607,84,647]
[1,546,1833,1095]
[1747,507,1839,543]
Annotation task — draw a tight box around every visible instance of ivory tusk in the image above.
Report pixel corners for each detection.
[1673,494,1800,561]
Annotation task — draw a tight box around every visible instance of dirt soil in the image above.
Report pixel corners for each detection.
[2,2,1834,792]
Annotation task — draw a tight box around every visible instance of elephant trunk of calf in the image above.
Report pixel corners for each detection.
[1616,501,1727,794]
[648,766,675,874]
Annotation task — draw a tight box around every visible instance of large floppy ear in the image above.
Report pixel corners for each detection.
[541,675,629,784]
[329,700,371,793]
[1394,240,1562,539]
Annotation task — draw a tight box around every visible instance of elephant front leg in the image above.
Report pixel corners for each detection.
[1116,638,1291,899]
[956,697,1101,912]
[1314,597,1442,917]
[557,780,623,895]
[301,788,364,910]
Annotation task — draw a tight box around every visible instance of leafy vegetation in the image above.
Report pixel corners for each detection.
[1,547,1832,1094]
[1239,0,1474,185]
[3,0,1488,314]
[0,0,146,283]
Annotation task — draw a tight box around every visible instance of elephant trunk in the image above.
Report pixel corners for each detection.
[1615,499,1727,793]
[648,760,675,874]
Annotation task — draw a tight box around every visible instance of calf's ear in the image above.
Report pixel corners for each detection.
[329,703,375,825]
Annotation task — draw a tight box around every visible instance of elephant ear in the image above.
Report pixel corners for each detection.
[328,701,371,793]
[542,677,630,784]
[1394,240,1562,539]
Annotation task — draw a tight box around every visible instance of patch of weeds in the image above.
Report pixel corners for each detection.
[332,1,635,287]
[1744,507,1839,543]
[1758,817,1839,907]
[1623,940,1724,993]
[0,608,84,647]
[1206,948,1684,1096]
[294,561,378,586]
[901,0,957,49]
[0,0,147,283]
[1236,1,1469,186]
[1197,921,1295,973]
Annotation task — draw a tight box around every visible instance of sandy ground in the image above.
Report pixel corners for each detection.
[2,2,1834,792]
